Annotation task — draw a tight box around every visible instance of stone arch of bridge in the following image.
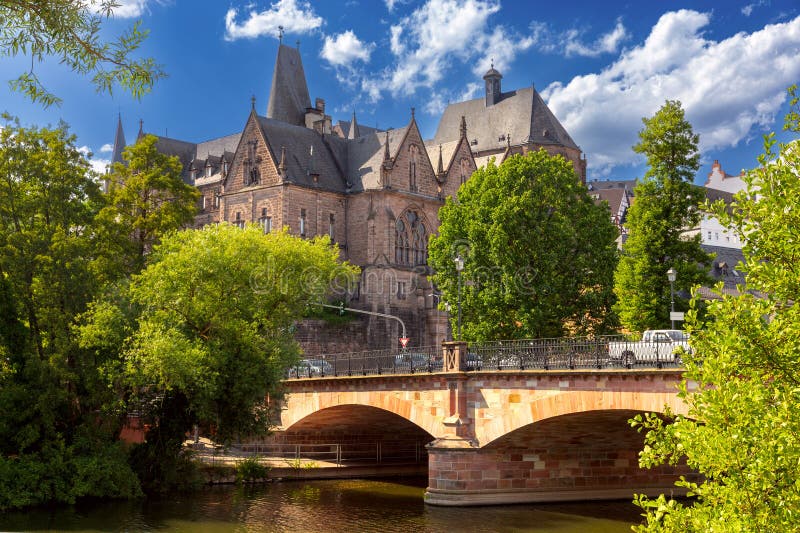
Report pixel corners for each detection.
[280,396,442,440]
[475,388,688,448]
[282,404,435,443]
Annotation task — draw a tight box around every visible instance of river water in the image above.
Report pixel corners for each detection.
[0,478,644,532]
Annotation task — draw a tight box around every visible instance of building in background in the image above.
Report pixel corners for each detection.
[109,44,586,352]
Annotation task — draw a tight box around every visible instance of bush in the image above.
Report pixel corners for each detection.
[235,456,270,484]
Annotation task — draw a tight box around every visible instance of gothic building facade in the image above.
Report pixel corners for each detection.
[109,44,586,351]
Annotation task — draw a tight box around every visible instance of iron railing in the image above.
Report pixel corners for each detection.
[286,335,687,379]
[199,440,428,467]
[286,344,442,378]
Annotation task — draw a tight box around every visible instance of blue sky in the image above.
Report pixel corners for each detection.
[1,0,799,183]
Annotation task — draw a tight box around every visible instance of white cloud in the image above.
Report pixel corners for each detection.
[78,145,112,174]
[742,1,767,17]
[224,0,323,41]
[91,0,160,18]
[564,20,629,57]
[362,0,532,105]
[385,0,406,11]
[321,30,374,67]
[541,10,800,175]
[527,18,629,58]
[424,82,481,115]
[112,0,149,18]
[99,143,113,153]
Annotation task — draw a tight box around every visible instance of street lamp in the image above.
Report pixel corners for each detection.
[667,267,677,329]
[454,255,464,341]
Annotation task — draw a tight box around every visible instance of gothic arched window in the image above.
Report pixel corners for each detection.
[395,210,427,266]
[460,157,469,185]
[409,145,418,191]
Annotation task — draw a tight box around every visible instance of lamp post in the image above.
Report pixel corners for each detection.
[454,255,464,341]
[667,267,677,329]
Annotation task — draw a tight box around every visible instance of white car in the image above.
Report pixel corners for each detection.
[608,330,689,366]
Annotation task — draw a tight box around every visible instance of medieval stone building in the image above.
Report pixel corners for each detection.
[109,44,585,352]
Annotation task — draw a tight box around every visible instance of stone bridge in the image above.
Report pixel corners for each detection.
[277,342,694,506]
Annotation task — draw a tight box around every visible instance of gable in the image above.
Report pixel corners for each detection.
[389,119,438,196]
[224,114,280,193]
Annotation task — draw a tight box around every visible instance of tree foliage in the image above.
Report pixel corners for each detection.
[631,93,800,531]
[614,101,712,332]
[95,134,199,279]
[429,150,619,340]
[79,224,358,490]
[0,0,165,106]
[0,116,140,510]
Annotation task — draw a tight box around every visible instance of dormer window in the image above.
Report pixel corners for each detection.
[222,161,229,176]
[205,165,212,178]
[190,168,197,180]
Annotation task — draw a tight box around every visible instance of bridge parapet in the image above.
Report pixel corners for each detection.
[286,335,683,379]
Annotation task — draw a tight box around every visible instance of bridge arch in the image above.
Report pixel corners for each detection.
[282,404,434,442]
[475,386,688,447]
[279,384,450,439]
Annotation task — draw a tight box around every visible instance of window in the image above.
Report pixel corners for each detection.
[460,158,469,185]
[259,207,272,234]
[213,190,221,208]
[190,169,197,181]
[328,214,335,242]
[395,210,427,266]
[205,165,212,178]
[300,209,306,237]
[222,161,229,176]
[202,195,207,211]
[397,281,407,300]
[248,166,260,185]
[707,231,711,240]
[234,212,245,229]
[409,145,418,191]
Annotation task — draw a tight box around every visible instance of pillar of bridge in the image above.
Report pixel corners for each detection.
[425,410,697,506]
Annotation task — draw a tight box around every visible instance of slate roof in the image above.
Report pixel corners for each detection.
[432,86,580,154]
[256,116,348,192]
[266,44,311,127]
[592,188,629,217]
[335,119,380,140]
[346,126,409,192]
[425,140,461,174]
[588,179,637,191]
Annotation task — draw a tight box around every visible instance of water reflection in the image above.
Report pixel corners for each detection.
[0,478,642,532]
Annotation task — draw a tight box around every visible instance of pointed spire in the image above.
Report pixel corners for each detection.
[347,110,360,140]
[267,44,311,126]
[383,130,392,167]
[506,132,511,149]
[459,115,467,139]
[137,118,144,140]
[437,144,444,175]
[278,25,284,43]
[411,107,415,120]
[251,95,256,111]
[278,146,287,175]
[111,113,126,165]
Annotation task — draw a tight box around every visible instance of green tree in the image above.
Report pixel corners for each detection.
[80,224,358,491]
[0,116,140,510]
[614,100,711,332]
[630,95,800,531]
[94,134,199,279]
[429,150,619,340]
[0,0,165,107]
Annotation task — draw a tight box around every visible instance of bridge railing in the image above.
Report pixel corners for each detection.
[198,440,429,467]
[287,344,442,378]
[286,335,685,379]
